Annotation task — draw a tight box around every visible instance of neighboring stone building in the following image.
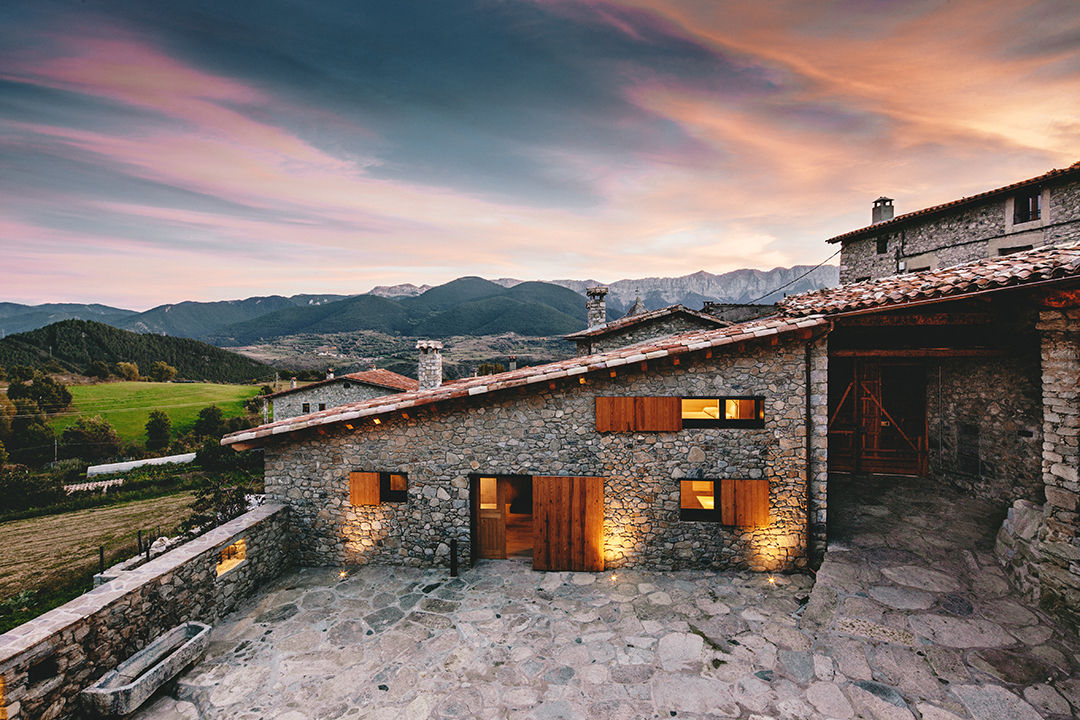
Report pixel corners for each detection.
[564,303,730,356]
[267,368,418,420]
[832,161,1080,283]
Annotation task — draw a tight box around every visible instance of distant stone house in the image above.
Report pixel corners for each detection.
[565,286,730,356]
[833,161,1080,283]
[266,368,418,420]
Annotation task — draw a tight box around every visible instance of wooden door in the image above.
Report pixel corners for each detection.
[532,476,604,571]
[476,476,507,559]
[828,360,927,475]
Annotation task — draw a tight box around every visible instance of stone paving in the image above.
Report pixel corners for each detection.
[138,474,1080,719]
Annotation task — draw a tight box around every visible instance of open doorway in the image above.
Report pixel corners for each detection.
[471,475,533,561]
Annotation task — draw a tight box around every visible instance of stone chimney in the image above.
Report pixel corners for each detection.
[326,369,335,380]
[509,355,517,371]
[872,197,894,224]
[417,340,443,390]
[290,377,297,389]
[586,286,608,327]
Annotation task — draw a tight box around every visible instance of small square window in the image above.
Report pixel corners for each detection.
[1014,190,1041,224]
[216,539,246,577]
[381,472,408,502]
[301,402,310,413]
[318,403,326,411]
[680,480,718,521]
[876,236,888,254]
[681,397,764,428]
[350,471,408,504]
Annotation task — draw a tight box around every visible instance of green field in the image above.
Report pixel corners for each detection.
[49,382,262,443]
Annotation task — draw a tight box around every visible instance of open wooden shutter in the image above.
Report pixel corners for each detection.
[596,397,681,432]
[719,479,769,527]
[533,476,604,571]
[349,471,381,506]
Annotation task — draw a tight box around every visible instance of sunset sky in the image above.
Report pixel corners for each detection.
[2,0,1078,309]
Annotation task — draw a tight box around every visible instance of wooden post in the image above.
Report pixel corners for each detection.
[137,529,142,554]
[450,538,458,577]
[99,546,105,575]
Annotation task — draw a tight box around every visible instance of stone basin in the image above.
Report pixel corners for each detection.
[80,621,211,717]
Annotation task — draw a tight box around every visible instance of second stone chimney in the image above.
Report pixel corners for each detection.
[509,355,517,371]
[417,340,443,390]
[872,197,894,224]
[586,286,608,327]
[326,369,335,380]
[290,377,297,389]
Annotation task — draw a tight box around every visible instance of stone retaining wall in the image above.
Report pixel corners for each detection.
[0,504,290,720]
[265,335,828,573]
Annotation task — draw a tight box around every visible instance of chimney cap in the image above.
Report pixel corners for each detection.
[873,196,894,205]
[586,285,609,296]
[416,340,443,351]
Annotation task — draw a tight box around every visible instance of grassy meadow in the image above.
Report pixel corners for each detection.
[49,381,262,444]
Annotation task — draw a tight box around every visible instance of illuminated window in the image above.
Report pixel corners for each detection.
[216,539,246,577]
[681,397,765,428]
[680,480,717,521]
[349,471,408,505]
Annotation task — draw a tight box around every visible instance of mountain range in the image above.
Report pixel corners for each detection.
[2,265,838,345]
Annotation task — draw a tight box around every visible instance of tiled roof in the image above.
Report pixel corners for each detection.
[266,368,417,399]
[564,305,730,339]
[223,315,827,446]
[826,161,1080,244]
[779,242,1080,317]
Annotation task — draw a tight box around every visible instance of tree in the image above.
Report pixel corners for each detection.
[148,361,178,382]
[8,412,55,467]
[145,410,172,451]
[0,466,64,512]
[0,394,14,441]
[115,362,140,381]
[8,366,34,383]
[7,374,72,414]
[182,472,250,532]
[191,405,225,438]
[87,360,111,379]
[0,439,8,467]
[60,415,122,462]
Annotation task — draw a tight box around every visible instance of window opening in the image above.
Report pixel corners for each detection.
[681,397,765,428]
[1014,190,1041,224]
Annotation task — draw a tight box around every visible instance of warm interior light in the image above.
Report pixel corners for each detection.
[578,377,586,384]
[373,418,381,425]
[344,424,354,430]
[216,539,247,577]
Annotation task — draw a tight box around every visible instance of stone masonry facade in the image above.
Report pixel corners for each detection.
[840,177,1080,283]
[997,308,1080,628]
[273,381,401,420]
[575,315,726,356]
[927,353,1044,505]
[0,504,290,720]
[264,335,828,574]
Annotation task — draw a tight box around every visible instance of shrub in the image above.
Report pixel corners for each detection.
[115,361,140,381]
[191,405,224,438]
[0,439,8,467]
[148,361,178,382]
[145,410,172,451]
[48,458,85,485]
[0,466,64,511]
[182,472,252,532]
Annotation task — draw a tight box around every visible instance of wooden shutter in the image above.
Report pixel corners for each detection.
[349,471,381,506]
[720,479,769,527]
[533,476,604,571]
[596,397,681,432]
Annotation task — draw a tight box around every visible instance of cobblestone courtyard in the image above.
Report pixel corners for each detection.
[139,475,1080,719]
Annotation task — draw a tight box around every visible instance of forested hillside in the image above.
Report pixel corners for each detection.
[0,320,274,383]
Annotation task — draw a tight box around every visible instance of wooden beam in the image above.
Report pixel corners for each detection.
[838,312,993,327]
[831,348,1004,358]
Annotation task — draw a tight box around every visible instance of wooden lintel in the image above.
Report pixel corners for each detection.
[831,348,1005,358]
[231,442,257,451]
[838,312,993,327]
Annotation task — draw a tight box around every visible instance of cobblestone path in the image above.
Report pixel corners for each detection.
[139,475,1079,719]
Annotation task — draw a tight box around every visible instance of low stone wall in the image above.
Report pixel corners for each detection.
[0,503,290,720]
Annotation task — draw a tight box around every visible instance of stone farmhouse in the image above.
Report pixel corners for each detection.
[223,162,1080,625]
[265,368,418,420]
[834,160,1080,283]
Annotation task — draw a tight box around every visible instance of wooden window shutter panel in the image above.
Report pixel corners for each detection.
[595,397,636,432]
[727,479,769,527]
[349,471,381,506]
[635,397,681,431]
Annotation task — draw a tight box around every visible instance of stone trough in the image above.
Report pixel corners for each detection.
[80,621,211,717]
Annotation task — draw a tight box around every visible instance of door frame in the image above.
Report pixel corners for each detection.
[468,473,532,566]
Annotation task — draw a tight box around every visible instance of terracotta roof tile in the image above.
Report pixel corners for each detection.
[223,315,827,446]
[779,242,1080,316]
[265,368,418,399]
[827,161,1080,244]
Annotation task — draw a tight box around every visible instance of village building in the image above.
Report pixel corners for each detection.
[223,163,1080,628]
[833,161,1080,283]
[265,368,418,420]
[564,285,730,355]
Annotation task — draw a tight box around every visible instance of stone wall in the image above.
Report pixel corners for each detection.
[927,353,1044,505]
[265,335,828,574]
[996,308,1080,629]
[0,504,290,720]
[274,381,400,420]
[839,178,1080,283]
[576,315,724,356]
